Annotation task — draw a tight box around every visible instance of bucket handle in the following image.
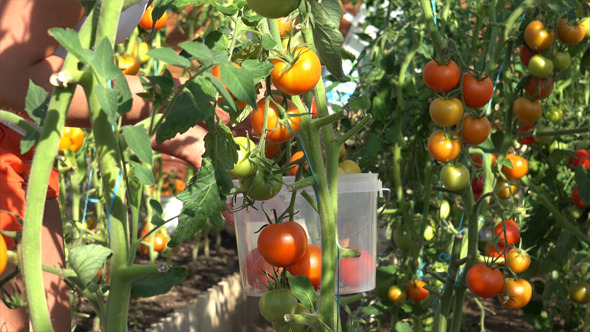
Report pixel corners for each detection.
[377,187,391,217]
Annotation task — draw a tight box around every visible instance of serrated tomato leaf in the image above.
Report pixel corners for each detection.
[68,244,112,286]
[131,266,187,298]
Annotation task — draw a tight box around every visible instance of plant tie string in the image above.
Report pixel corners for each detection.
[431,0,438,27]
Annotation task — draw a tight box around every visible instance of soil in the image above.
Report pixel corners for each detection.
[71,230,542,332]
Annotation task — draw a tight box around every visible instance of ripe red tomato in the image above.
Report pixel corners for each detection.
[513,97,542,124]
[494,219,520,247]
[569,282,590,304]
[567,149,590,169]
[118,55,140,75]
[251,96,302,143]
[498,278,532,309]
[429,98,464,127]
[517,123,535,145]
[519,45,539,67]
[461,115,491,145]
[525,76,554,100]
[524,20,555,51]
[471,153,497,169]
[288,151,306,176]
[59,127,85,152]
[461,73,494,109]
[472,176,484,194]
[153,233,167,252]
[270,46,321,96]
[572,187,590,209]
[247,0,300,19]
[257,221,308,267]
[338,247,374,287]
[440,163,470,191]
[465,263,504,298]
[265,142,283,159]
[138,7,168,30]
[245,248,282,290]
[427,130,461,162]
[406,280,429,301]
[506,249,531,274]
[286,244,322,290]
[422,60,461,93]
[501,154,529,180]
[557,18,586,45]
[485,242,510,264]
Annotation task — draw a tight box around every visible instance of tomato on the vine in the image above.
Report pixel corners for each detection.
[461,115,491,145]
[513,97,542,124]
[118,55,140,75]
[429,98,464,127]
[270,46,321,96]
[461,73,494,109]
[569,282,590,304]
[472,176,484,194]
[471,153,497,169]
[406,280,429,301]
[265,142,283,159]
[524,20,555,51]
[247,0,300,19]
[131,41,150,63]
[338,247,373,287]
[466,263,504,298]
[240,167,284,201]
[0,234,6,275]
[494,219,520,247]
[528,54,553,78]
[228,137,256,178]
[557,18,586,45]
[422,60,461,93]
[427,130,461,162]
[286,244,322,290]
[498,278,533,309]
[501,154,529,180]
[494,178,518,199]
[245,248,281,290]
[251,96,301,143]
[552,51,572,72]
[138,7,168,31]
[59,127,85,152]
[257,221,308,267]
[506,249,531,274]
[288,151,306,176]
[519,45,539,67]
[544,107,563,124]
[388,285,407,303]
[572,187,590,209]
[440,163,470,191]
[338,159,361,174]
[517,123,535,146]
[485,242,510,264]
[259,288,298,323]
[152,233,167,252]
[525,76,554,99]
[277,17,295,38]
[567,149,590,169]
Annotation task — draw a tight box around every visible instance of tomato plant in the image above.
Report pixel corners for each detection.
[257,221,307,268]
[138,6,168,30]
[429,98,464,127]
[245,248,281,290]
[472,153,497,169]
[265,142,283,159]
[569,282,590,304]
[517,123,535,145]
[461,115,491,145]
[494,219,520,247]
[247,0,300,19]
[465,263,504,298]
[498,279,533,309]
[270,46,322,96]
[277,17,294,38]
[428,130,461,162]
[286,244,322,290]
[519,44,539,66]
[544,106,563,123]
[118,55,140,75]
[338,159,361,173]
[524,20,555,51]
[528,54,553,78]
[422,59,461,93]
[251,96,302,143]
[567,149,590,169]
[440,163,470,191]
[571,187,590,209]
[551,50,571,72]
[557,18,586,45]
[240,167,284,201]
[388,285,407,303]
[506,249,531,274]
[525,76,554,99]
[227,136,256,178]
[534,124,554,145]
[131,41,150,63]
[494,178,519,199]
[513,97,542,124]
[259,288,298,323]
[338,247,373,287]
[0,234,6,275]
[461,73,494,109]
[501,154,529,180]
[59,127,85,152]
[152,233,167,252]
[406,280,429,301]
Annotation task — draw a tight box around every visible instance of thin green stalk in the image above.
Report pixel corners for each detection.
[419,0,445,59]
[432,233,464,331]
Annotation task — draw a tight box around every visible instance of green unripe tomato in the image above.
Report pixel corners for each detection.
[544,107,563,124]
[440,164,470,191]
[246,0,300,18]
[552,51,571,72]
[240,167,283,201]
[528,54,553,78]
[227,136,256,178]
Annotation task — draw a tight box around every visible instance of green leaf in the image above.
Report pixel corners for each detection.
[132,163,155,186]
[48,28,93,64]
[113,69,133,115]
[574,166,590,204]
[203,124,237,173]
[347,95,371,111]
[261,34,277,50]
[93,37,120,81]
[150,199,164,215]
[131,266,188,298]
[395,321,414,332]
[308,0,347,81]
[169,161,228,247]
[24,81,49,126]
[122,125,153,166]
[359,134,382,167]
[68,244,112,286]
[155,80,216,144]
[286,272,317,310]
[94,85,119,125]
[204,30,230,52]
[218,61,257,107]
[147,47,191,68]
[241,59,275,81]
[178,40,214,62]
[20,129,39,155]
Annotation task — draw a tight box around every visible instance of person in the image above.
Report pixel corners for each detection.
[0,0,241,330]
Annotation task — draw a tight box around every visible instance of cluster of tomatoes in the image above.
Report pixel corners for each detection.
[467,219,533,309]
[137,223,168,255]
[385,279,430,304]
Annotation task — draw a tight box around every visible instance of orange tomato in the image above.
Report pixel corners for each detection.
[270,47,322,96]
[118,55,140,75]
[524,20,555,51]
[461,115,491,145]
[138,7,168,30]
[498,279,533,309]
[427,130,461,162]
[557,18,586,45]
[59,127,85,152]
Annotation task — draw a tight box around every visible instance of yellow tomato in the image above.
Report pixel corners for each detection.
[338,160,361,173]
[59,127,85,152]
[131,41,150,63]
